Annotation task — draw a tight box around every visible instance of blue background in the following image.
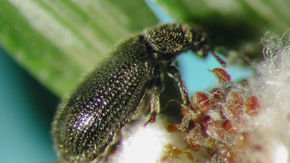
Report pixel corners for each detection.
[0,47,58,163]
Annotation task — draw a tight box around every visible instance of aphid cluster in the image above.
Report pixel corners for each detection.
[164,68,262,163]
[52,23,211,162]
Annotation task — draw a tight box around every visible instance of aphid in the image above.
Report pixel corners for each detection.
[193,91,211,112]
[52,23,211,162]
[244,96,260,116]
[222,119,233,131]
[226,91,244,118]
[212,68,231,83]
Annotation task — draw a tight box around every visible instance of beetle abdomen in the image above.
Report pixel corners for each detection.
[52,36,157,162]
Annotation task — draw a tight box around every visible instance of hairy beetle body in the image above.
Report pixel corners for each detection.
[52,24,210,162]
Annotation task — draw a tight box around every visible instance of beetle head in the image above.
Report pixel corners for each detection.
[144,24,193,60]
[144,24,211,60]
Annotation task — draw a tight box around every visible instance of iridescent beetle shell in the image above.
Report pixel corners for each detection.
[52,23,210,162]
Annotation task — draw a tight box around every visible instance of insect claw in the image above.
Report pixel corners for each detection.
[144,111,158,126]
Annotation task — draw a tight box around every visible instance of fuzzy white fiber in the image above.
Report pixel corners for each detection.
[246,32,290,163]
[109,118,168,163]
[107,115,195,163]
[107,117,186,163]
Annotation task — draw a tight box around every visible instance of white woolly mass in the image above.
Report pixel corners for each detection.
[246,33,290,163]
[108,117,175,163]
[108,116,192,163]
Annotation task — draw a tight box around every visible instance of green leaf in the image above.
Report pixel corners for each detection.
[156,0,290,30]
[0,0,158,97]
[156,0,290,59]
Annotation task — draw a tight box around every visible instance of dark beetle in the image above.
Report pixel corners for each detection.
[52,23,210,162]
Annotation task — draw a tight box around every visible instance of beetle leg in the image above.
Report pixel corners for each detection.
[145,86,160,125]
[101,130,123,162]
[167,65,192,108]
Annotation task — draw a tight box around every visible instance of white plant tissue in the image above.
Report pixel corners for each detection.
[108,31,290,163]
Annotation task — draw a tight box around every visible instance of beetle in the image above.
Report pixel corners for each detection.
[52,23,212,162]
